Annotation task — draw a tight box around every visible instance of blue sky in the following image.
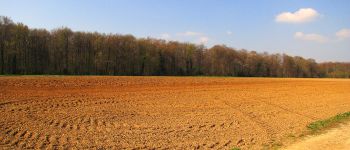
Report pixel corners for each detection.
[0,0,349,62]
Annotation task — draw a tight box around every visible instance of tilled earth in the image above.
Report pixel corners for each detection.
[0,76,350,149]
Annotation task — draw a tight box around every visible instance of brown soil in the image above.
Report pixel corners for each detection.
[284,122,350,150]
[0,76,350,149]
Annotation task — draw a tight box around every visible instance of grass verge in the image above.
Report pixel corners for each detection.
[307,111,350,132]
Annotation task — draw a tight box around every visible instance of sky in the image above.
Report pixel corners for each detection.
[0,0,349,62]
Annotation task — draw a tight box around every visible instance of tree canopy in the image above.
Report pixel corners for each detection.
[0,16,349,78]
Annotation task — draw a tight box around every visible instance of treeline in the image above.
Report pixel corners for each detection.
[1,16,349,78]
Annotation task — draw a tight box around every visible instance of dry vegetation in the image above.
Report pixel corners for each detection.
[0,76,350,149]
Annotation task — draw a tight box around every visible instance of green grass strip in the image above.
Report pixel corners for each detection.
[231,147,241,150]
[307,111,350,132]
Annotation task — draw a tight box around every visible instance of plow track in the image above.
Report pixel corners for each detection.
[1,76,350,149]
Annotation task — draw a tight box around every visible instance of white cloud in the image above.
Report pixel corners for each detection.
[165,31,210,45]
[177,31,202,36]
[226,31,233,35]
[159,33,171,40]
[336,28,350,39]
[276,8,319,23]
[294,32,328,43]
[198,36,209,44]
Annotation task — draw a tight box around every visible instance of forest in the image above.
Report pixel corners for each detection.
[0,16,349,78]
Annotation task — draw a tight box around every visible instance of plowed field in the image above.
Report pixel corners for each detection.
[0,76,349,149]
